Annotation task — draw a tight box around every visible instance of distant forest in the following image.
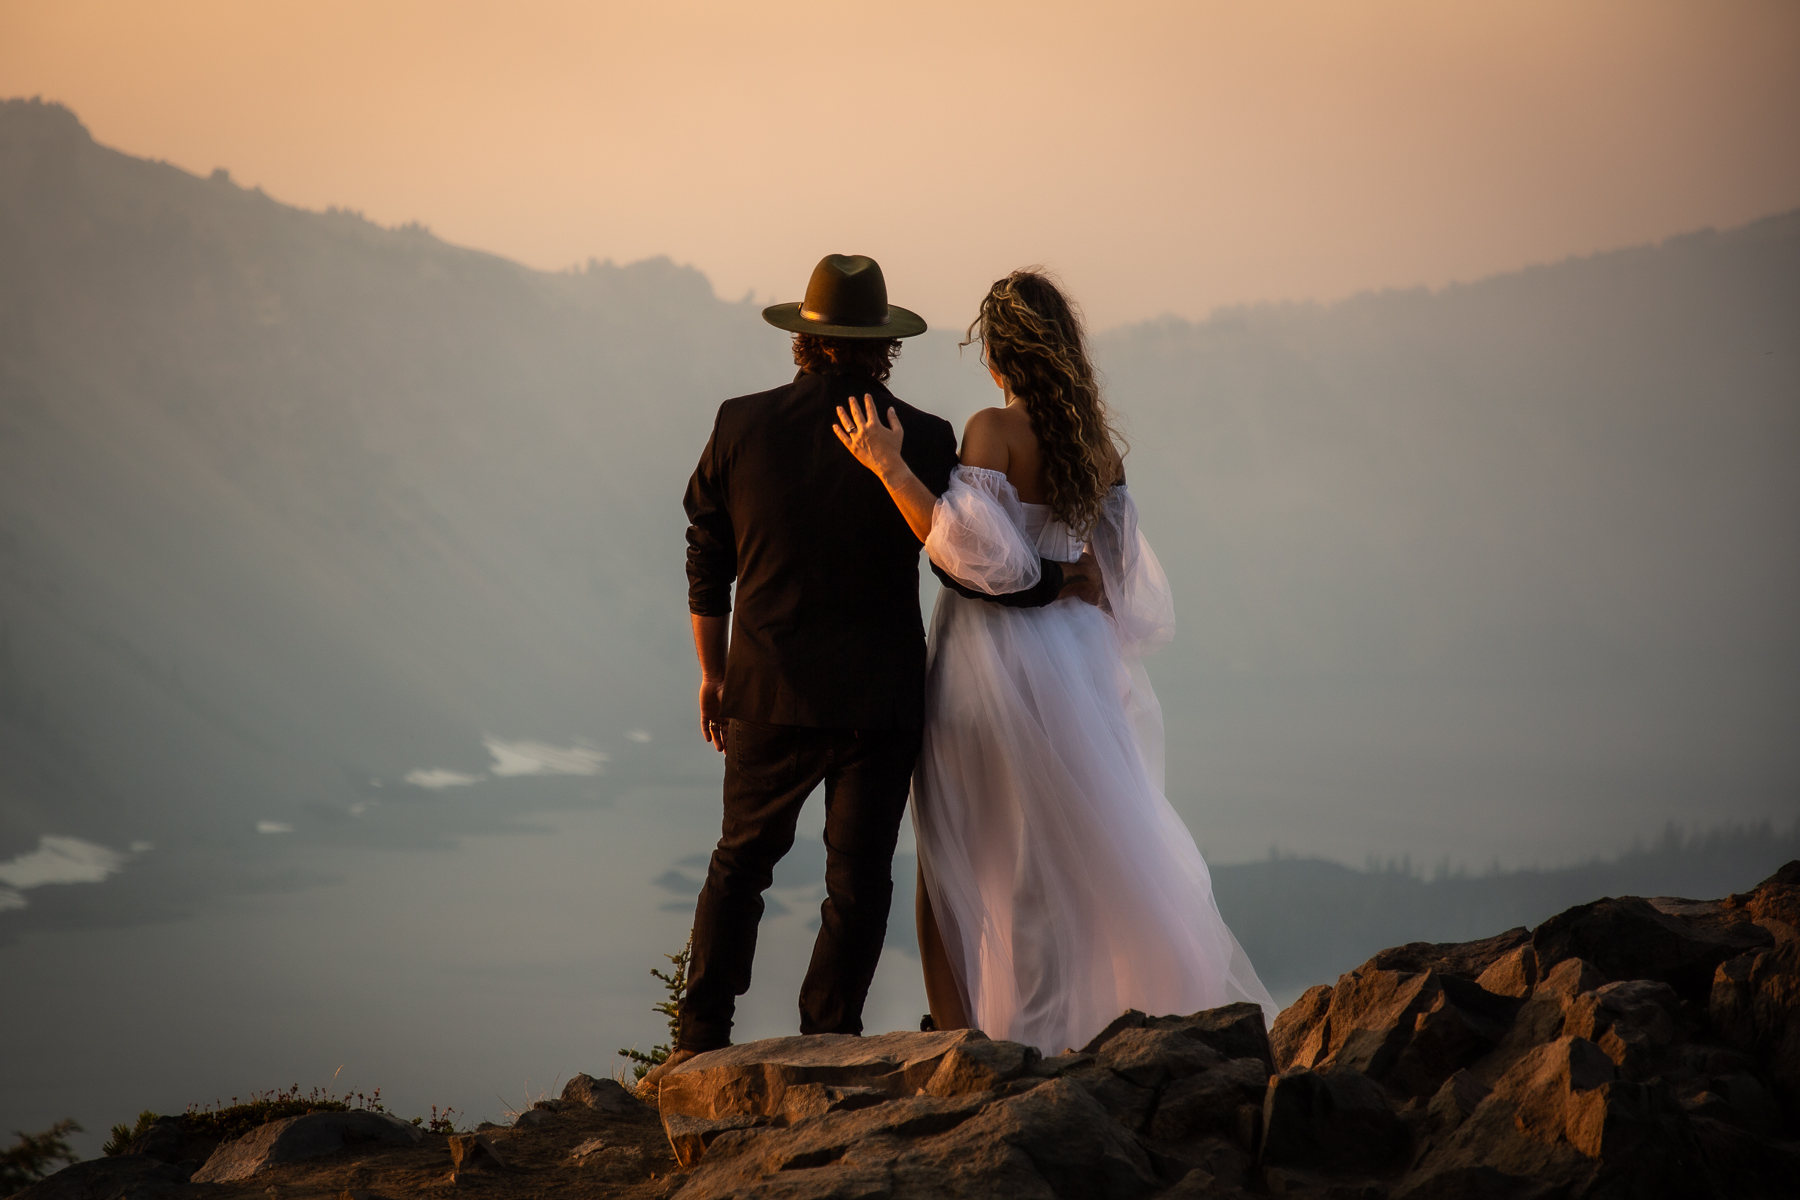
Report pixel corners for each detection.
[1213,820,1800,996]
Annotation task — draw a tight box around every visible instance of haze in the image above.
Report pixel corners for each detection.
[3,0,1797,327]
[1,1,1797,1157]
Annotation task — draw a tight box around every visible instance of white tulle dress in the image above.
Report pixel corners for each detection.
[914,465,1275,1054]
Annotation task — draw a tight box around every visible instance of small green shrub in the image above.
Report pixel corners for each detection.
[1,1119,80,1196]
[101,1111,159,1157]
[617,932,692,1081]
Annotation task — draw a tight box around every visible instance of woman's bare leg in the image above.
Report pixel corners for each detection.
[916,862,970,1030]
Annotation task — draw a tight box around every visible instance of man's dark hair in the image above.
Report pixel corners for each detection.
[792,333,902,381]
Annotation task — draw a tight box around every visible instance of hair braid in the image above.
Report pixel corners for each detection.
[962,269,1121,535]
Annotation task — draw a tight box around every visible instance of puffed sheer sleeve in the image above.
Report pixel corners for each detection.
[924,466,1043,595]
[1090,484,1175,658]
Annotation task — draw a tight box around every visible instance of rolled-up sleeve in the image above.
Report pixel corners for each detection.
[684,417,736,616]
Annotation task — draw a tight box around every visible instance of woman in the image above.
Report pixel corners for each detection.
[832,269,1273,1054]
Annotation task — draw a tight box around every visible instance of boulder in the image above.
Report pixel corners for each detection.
[1259,1067,1407,1175]
[1563,979,1681,1078]
[1709,862,1800,1111]
[1270,985,1333,1072]
[562,1072,644,1114]
[117,1116,218,1170]
[655,1029,1003,1167]
[671,1077,1159,1200]
[1064,1062,1158,1133]
[7,1156,189,1200]
[1402,1036,1715,1199]
[446,1132,507,1181]
[189,1110,423,1183]
[1421,1068,1492,1137]
[1082,1003,1275,1072]
[1272,963,1518,1098]
[1145,1058,1268,1146]
[1096,1027,1225,1090]
[1531,894,1772,1004]
[924,1039,1042,1097]
[1476,944,1539,999]
[1366,927,1533,980]
[1467,957,1605,1086]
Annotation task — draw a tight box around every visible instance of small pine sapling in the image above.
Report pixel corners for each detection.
[617,932,692,1081]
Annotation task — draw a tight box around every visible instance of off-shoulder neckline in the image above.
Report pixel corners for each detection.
[954,462,1128,507]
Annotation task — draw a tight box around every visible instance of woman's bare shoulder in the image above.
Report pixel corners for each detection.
[958,407,1016,472]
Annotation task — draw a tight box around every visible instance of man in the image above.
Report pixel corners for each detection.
[647,255,1090,1088]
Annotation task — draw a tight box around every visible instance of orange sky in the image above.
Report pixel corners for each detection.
[3,0,1797,328]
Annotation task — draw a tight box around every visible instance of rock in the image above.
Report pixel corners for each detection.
[1155,1137,1254,1196]
[641,872,1800,1195]
[1500,1037,1626,1156]
[1709,862,1800,1113]
[1421,1068,1491,1137]
[562,1072,642,1114]
[924,1040,1042,1096]
[1082,1003,1274,1071]
[672,1077,1159,1200]
[446,1132,507,1180]
[512,1107,556,1129]
[1065,1062,1158,1132]
[1155,1003,1276,1071]
[1033,1051,1096,1077]
[190,1111,424,1183]
[1271,985,1333,1072]
[7,1156,189,1200]
[1274,963,1518,1099]
[1467,956,1605,1085]
[1531,894,1772,1004]
[1260,1067,1408,1175]
[1563,979,1681,1078]
[1097,1027,1225,1089]
[569,1136,608,1158]
[1476,944,1539,999]
[1081,1010,1151,1054]
[1367,927,1533,981]
[1146,1058,1268,1145]
[1403,1036,1713,1199]
[654,1028,1002,1167]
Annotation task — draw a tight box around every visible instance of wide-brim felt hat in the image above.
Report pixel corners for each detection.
[763,254,928,339]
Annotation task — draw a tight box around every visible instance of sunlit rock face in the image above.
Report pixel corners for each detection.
[656,866,1800,1198]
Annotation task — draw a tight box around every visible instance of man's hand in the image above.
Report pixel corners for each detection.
[698,677,728,753]
[1058,551,1102,606]
[691,613,730,753]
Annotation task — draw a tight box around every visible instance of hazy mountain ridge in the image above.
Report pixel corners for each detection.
[1,96,1794,917]
[0,98,784,863]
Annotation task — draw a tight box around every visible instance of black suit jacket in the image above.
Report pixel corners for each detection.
[685,369,1064,729]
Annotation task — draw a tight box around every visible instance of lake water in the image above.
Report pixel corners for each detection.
[0,784,929,1159]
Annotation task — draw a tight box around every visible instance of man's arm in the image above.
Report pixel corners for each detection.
[684,416,736,751]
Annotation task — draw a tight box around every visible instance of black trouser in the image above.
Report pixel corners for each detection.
[678,719,922,1052]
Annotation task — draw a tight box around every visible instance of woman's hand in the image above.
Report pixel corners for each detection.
[833,394,936,542]
[833,394,908,484]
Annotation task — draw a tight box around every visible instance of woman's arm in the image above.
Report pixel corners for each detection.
[833,394,938,541]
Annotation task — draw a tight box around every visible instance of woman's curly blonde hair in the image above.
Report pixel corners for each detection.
[963,269,1122,535]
